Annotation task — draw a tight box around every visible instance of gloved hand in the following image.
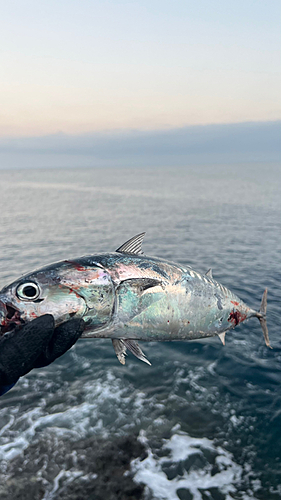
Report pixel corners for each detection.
[0,315,84,395]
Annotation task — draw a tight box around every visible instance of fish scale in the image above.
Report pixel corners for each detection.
[0,233,270,365]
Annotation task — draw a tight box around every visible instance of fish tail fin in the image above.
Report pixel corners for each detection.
[259,287,267,316]
[256,289,272,348]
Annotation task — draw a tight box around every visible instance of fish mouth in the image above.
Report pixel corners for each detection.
[0,302,24,336]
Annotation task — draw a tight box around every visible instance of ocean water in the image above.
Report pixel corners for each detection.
[0,164,280,499]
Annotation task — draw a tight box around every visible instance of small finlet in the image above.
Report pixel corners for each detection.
[112,339,127,365]
[218,332,226,345]
[123,339,151,365]
[116,233,146,255]
[205,268,213,279]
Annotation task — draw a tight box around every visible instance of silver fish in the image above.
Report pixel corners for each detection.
[0,233,270,365]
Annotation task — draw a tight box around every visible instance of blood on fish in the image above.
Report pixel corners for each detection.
[228,309,247,326]
[64,261,86,272]
[67,288,82,299]
[67,284,80,291]
[231,301,240,307]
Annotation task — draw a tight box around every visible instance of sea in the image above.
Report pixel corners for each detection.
[0,163,280,499]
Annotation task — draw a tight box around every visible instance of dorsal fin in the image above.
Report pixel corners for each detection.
[116,233,146,255]
[205,268,213,279]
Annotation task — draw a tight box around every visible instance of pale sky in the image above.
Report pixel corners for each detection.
[0,0,280,137]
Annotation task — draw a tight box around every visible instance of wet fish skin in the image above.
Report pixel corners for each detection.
[0,233,270,364]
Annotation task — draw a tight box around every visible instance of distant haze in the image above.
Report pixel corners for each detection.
[0,121,280,169]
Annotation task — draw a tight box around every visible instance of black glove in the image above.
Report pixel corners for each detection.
[0,315,84,394]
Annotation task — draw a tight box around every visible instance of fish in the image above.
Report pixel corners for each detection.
[0,233,270,365]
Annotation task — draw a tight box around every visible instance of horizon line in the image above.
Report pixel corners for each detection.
[0,119,280,140]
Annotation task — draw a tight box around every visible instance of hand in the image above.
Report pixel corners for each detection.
[0,315,84,395]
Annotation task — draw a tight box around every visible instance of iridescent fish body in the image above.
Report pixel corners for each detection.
[0,234,270,365]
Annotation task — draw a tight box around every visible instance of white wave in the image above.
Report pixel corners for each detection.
[0,370,150,463]
[0,361,273,498]
[42,469,98,500]
[132,430,258,500]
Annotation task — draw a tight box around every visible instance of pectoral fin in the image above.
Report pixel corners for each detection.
[112,338,151,365]
[116,278,163,326]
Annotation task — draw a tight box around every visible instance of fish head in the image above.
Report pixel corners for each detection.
[0,259,114,336]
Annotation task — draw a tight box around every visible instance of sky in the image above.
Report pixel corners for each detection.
[0,0,280,138]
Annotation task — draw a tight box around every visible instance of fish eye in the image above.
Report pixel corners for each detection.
[16,282,40,301]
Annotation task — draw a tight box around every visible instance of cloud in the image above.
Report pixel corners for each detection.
[0,121,280,169]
